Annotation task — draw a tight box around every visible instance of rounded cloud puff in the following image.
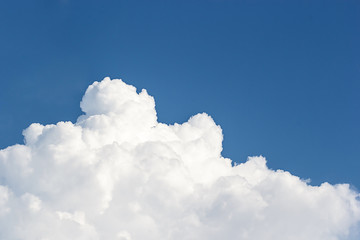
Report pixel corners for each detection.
[0,78,359,240]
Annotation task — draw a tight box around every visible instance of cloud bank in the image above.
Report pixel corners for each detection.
[0,77,359,240]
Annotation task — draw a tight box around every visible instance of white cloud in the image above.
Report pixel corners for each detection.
[0,77,359,239]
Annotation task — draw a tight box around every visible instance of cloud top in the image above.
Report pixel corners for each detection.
[0,78,359,240]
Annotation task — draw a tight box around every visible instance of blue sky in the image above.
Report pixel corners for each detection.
[0,0,359,188]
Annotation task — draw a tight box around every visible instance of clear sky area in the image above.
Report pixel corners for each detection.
[0,0,359,189]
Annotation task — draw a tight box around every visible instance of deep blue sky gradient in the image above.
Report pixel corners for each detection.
[0,0,359,187]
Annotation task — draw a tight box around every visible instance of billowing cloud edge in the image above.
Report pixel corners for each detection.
[0,77,359,240]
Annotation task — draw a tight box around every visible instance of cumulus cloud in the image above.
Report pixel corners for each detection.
[0,77,359,240]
